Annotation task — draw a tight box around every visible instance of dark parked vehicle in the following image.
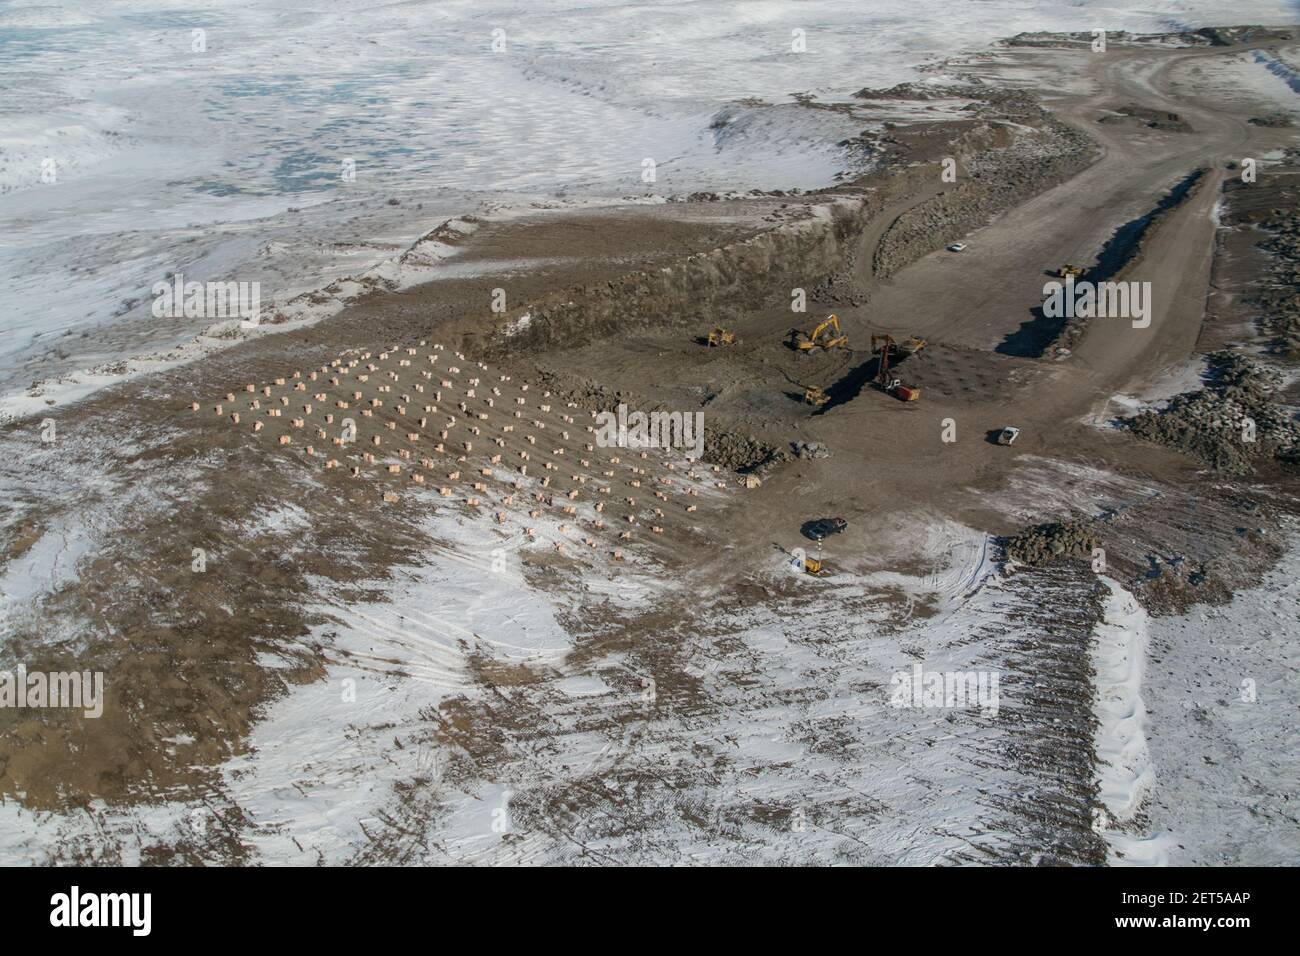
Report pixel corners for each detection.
[802,517,848,541]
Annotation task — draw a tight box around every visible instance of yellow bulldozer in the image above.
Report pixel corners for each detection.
[1057,264,1086,278]
[803,386,830,406]
[707,327,736,347]
[790,315,847,352]
[897,335,927,356]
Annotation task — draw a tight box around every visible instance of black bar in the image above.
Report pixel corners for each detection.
[3,866,1280,941]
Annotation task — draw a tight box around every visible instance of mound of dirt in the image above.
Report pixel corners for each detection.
[1004,519,1099,565]
[1124,352,1300,473]
[706,431,787,473]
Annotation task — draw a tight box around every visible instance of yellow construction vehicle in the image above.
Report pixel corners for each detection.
[1057,264,1086,278]
[707,327,736,347]
[898,335,927,356]
[789,315,847,352]
[803,386,830,406]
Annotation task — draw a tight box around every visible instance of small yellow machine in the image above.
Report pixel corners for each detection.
[801,540,831,577]
[707,327,737,347]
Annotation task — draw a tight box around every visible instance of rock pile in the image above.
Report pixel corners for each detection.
[705,432,786,473]
[1004,519,1099,566]
[792,441,831,460]
[1125,352,1300,473]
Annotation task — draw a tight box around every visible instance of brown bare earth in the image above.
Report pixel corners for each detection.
[0,28,1296,864]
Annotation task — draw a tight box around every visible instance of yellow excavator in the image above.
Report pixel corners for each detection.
[707,327,737,347]
[1057,264,1086,278]
[790,315,847,352]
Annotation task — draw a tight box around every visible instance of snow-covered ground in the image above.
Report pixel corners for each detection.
[0,510,1043,864]
[1121,523,1300,865]
[1171,46,1300,120]
[3,0,1296,408]
[1,427,1293,864]
[1091,578,1165,863]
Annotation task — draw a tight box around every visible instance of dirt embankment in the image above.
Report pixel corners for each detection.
[473,197,873,361]
[473,87,1100,366]
[872,91,1098,279]
[1221,158,1300,356]
[1002,156,1300,613]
